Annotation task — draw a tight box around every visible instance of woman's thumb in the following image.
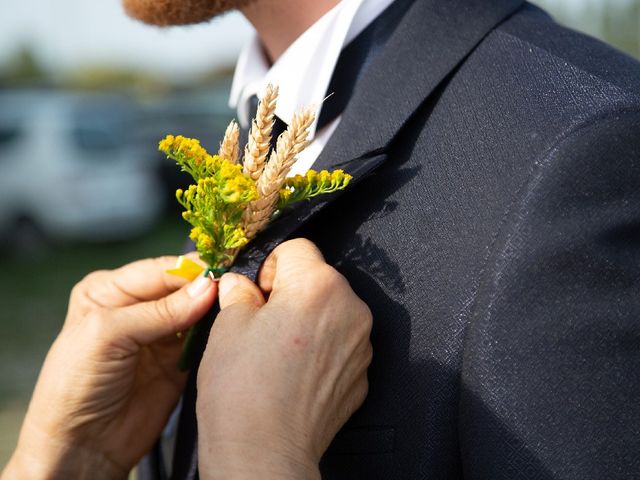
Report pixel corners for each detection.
[114,274,217,345]
[218,273,265,310]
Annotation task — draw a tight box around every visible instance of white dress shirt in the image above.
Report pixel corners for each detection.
[229,0,395,175]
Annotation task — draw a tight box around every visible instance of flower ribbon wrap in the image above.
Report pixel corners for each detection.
[166,255,208,281]
[162,85,352,370]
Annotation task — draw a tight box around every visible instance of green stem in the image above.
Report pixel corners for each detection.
[177,267,228,371]
[177,322,203,371]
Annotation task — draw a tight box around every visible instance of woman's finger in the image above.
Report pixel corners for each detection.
[80,254,204,308]
[257,238,325,293]
[219,273,266,310]
[112,274,217,346]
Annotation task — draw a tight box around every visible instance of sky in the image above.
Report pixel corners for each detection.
[0,0,254,80]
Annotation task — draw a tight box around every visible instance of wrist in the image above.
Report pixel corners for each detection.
[4,446,127,480]
[198,439,321,480]
[4,422,127,480]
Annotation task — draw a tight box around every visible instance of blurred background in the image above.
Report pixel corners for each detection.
[0,0,638,471]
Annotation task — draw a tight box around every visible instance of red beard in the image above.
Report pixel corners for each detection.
[122,0,253,26]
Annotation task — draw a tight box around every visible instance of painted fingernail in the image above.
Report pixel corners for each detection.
[187,275,212,298]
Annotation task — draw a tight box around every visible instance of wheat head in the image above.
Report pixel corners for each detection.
[242,106,316,239]
[218,120,240,164]
[243,84,279,180]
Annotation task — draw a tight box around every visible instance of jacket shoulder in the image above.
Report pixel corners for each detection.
[493,3,640,97]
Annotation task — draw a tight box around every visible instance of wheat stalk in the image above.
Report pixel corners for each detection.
[243,84,279,180]
[218,120,240,164]
[242,107,316,239]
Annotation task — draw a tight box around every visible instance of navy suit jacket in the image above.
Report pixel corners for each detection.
[141,1,640,478]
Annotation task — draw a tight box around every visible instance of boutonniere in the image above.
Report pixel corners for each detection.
[160,85,351,368]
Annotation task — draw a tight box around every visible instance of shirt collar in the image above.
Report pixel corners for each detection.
[229,0,396,137]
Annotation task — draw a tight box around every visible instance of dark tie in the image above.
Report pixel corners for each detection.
[244,33,370,157]
[243,0,401,159]
[246,94,288,156]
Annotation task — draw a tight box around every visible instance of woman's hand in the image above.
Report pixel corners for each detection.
[197,239,373,480]
[3,256,217,480]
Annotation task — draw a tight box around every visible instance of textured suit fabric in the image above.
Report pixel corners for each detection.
[141,1,640,478]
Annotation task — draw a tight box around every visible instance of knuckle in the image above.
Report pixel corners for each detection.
[282,237,317,253]
[154,255,177,267]
[312,265,347,293]
[342,379,369,421]
[69,272,117,320]
[294,265,346,312]
[69,282,84,303]
[358,301,373,327]
[154,296,176,324]
[71,270,109,303]
[275,238,324,264]
[78,270,110,292]
[364,343,374,368]
[81,269,110,285]
[82,309,109,336]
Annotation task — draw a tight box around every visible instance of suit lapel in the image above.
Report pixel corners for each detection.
[314,0,525,172]
[231,151,389,279]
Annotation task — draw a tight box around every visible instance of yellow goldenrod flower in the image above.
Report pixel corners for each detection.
[305,170,317,183]
[278,169,352,209]
[160,130,349,270]
[196,232,215,252]
[318,170,332,185]
[280,188,293,203]
[189,226,203,242]
[158,135,175,152]
[223,225,249,249]
[206,155,223,172]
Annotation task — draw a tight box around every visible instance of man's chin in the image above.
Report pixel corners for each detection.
[122,0,250,26]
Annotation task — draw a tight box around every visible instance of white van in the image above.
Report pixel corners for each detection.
[0,90,164,246]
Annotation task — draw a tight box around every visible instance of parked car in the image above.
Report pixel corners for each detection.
[0,90,164,247]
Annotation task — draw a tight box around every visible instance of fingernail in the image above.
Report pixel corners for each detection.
[218,273,239,299]
[187,275,212,298]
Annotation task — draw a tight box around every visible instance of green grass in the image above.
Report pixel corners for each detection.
[0,217,188,467]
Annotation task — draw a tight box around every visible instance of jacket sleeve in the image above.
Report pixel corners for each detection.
[460,109,640,480]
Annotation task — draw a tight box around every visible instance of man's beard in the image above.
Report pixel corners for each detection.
[122,0,253,26]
